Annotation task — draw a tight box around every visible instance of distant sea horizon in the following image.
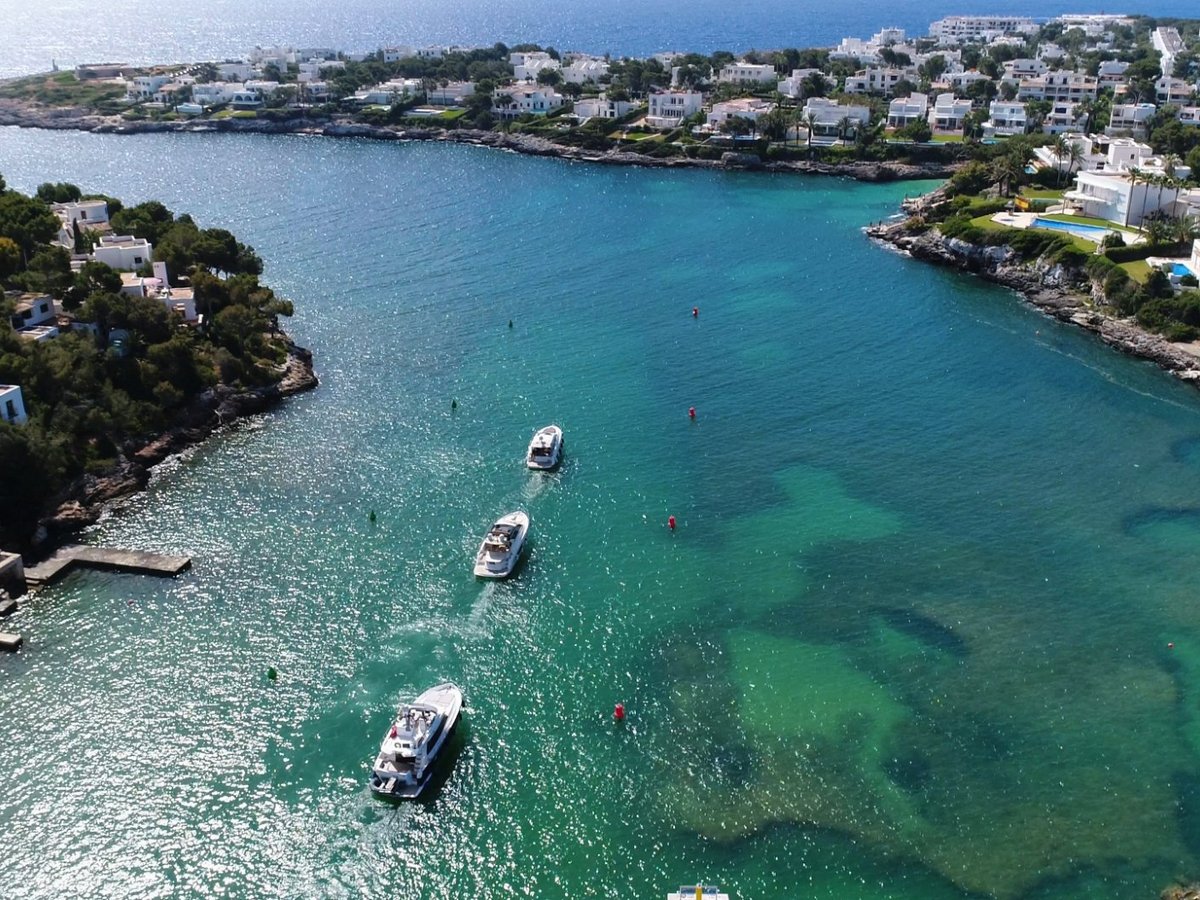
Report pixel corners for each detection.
[0,0,1196,79]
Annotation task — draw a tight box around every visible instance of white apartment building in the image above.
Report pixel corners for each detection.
[830,38,880,63]
[382,46,415,62]
[717,62,777,85]
[1178,107,1200,127]
[945,70,991,92]
[1107,103,1158,138]
[1156,76,1195,105]
[646,90,703,128]
[216,62,256,81]
[1043,101,1087,134]
[929,16,1036,45]
[1152,27,1185,77]
[93,235,152,271]
[0,385,27,426]
[886,92,928,128]
[8,294,56,330]
[929,93,972,132]
[352,79,421,104]
[492,85,564,118]
[561,57,609,84]
[1016,71,1098,102]
[985,100,1027,137]
[52,199,108,229]
[844,67,914,97]
[1097,60,1130,87]
[1001,58,1047,80]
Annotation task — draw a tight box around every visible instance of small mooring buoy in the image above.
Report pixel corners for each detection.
[668,515,677,531]
[692,306,699,318]
[1169,642,1176,650]
[613,702,626,722]
[267,667,278,681]
[688,406,696,420]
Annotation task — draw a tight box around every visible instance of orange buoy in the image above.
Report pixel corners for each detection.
[668,515,676,530]
[688,407,696,419]
[614,702,625,722]
[692,307,699,317]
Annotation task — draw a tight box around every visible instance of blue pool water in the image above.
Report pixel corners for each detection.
[1173,263,1194,277]
[1033,216,1115,241]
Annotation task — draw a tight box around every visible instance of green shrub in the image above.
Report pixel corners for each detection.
[1101,231,1125,250]
[1105,242,1188,264]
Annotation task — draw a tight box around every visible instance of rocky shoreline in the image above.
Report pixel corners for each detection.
[32,336,317,550]
[865,216,1200,386]
[0,99,957,182]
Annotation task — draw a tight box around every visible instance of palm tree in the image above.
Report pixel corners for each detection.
[1077,97,1095,134]
[1125,166,1143,228]
[1067,142,1084,182]
[799,110,818,154]
[1172,214,1199,247]
[1051,134,1069,186]
[991,155,1022,197]
[836,115,853,145]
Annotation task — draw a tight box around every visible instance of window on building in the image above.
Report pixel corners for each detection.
[4,400,14,421]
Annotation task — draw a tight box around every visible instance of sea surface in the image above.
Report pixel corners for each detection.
[0,0,1197,78]
[5,127,1200,899]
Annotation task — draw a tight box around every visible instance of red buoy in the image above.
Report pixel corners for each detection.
[668,515,676,530]
[688,406,696,419]
[692,307,699,318]
[613,702,625,722]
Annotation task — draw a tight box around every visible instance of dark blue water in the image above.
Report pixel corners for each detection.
[0,0,1193,78]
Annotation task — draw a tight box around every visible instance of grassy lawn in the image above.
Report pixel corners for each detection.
[1020,187,1065,200]
[932,134,964,143]
[211,109,258,119]
[440,109,467,121]
[0,72,125,107]
[969,212,1097,254]
[608,130,663,142]
[1120,260,1152,283]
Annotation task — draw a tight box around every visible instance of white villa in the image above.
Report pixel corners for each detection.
[230,90,264,110]
[1032,133,1107,172]
[646,90,703,129]
[573,95,635,121]
[777,69,835,99]
[352,79,421,105]
[1001,58,1047,80]
[427,82,475,105]
[1065,143,1194,226]
[8,293,56,331]
[492,85,564,118]
[192,83,240,105]
[0,384,27,426]
[929,93,972,132]
[1178,107,1200,127]
[1107,103,1158,138]
[802,98,870,140]
[706,98,775,130]
[92,235,152,271]
[717,62,777,85]
[887,92,929,128]
[124,74,170,101]
[52,199,108,229]
[216,62,256,81]
[1193,239,1200,277]
[1043,102,1088,135]
[1097,60,1130,87]
[984,100,1027,137]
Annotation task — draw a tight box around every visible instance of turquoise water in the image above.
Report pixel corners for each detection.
[1173,263,1194,277]
[1032,217,1114,241]
[4,128,1200,898]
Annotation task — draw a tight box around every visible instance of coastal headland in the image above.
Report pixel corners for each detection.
[0,100,955,182]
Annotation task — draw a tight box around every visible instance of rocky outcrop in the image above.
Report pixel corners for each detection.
[0,99,959,182]
[37,337,317,545]
[867,219,1200,385]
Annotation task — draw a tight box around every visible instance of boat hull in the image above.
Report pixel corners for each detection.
[526,425,564,471]
[472,511,529,579]
[369,683,463,799]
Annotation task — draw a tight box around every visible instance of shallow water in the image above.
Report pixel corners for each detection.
[3,128,1200,898]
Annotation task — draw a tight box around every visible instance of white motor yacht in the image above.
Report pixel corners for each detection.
[369,682,463,799]
[473,511,529,578]
[526,424,564,470]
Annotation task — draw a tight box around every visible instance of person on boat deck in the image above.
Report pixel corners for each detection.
[389,724,398,739]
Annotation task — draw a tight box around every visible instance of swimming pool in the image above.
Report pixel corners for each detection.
[1172,263,1195,277]
[1032,217,1116,242]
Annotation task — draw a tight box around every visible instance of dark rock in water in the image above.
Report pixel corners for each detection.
[876,606,969,659]
[883,750,933,792]
[721,151,763,169]
[711,742,756,786]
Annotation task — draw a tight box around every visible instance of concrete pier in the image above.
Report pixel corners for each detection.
[0,551,25,598]
[0,632,22,652]
[24,546,191,587]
